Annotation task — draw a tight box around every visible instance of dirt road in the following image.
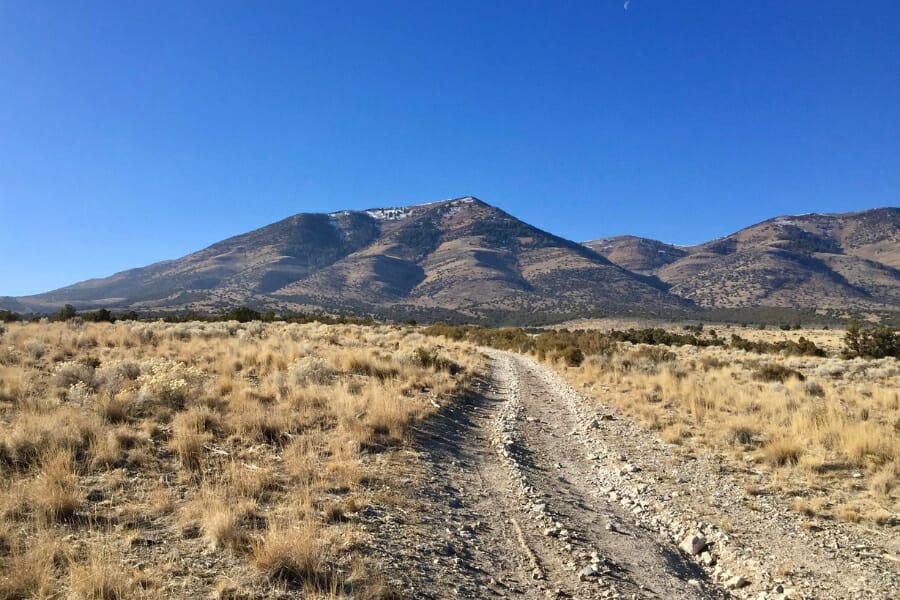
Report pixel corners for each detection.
[367,350,897,599]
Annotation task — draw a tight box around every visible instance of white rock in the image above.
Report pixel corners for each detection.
[680,533,707,556]
[725,575,750,589]
[579,564,598,581]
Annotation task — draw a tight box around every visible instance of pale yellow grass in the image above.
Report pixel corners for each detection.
[0,320,480,598]
[559,337,899,524]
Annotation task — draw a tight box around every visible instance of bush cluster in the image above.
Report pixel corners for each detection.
[424,323,829,363]
[843,321,900,359]
[0,310,21,323]
[730,334,826,357]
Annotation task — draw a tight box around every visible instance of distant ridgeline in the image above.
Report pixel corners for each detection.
[2,201,899,324]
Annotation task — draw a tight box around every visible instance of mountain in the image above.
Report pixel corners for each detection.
[5,197,689,322]
[586,208,900,310]
[583,236,687,275]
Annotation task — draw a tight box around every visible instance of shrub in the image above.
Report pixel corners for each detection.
[0,310,21,323]
[52,361,96,389]
[24,340,46,360]
[843,321,900,359]
[287,357,336,386]
[730,334,825,357]
[82,308,114,323]
[411,347,461,373]
[137,359,204,407]
[562,347,584,367]
[54,304,78,322]
[753,364,805,383]
[223,306,261,323]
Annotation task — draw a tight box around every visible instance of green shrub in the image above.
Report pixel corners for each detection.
[0,310,21,323]
[54,304,78,322]
[843,320,899,359]
[223,306,261,323]
[729,334,825,357]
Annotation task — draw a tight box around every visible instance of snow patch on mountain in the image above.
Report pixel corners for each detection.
[365,207,411,221]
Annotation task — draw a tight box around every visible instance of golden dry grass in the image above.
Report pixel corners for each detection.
[0,320,480,598]
[555,330,899,525]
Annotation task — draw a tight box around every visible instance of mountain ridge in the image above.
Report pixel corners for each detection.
[585,207,900,311]
[4,197,690,321]
[4,200,898,321]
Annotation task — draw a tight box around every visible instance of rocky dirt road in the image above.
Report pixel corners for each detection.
[367,350,898,599]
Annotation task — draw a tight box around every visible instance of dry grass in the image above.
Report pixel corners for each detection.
[555,328,899,525]
[0,320,480,597]
[30,448,83,522]
[251,520,325,585]
[68,541,142,599]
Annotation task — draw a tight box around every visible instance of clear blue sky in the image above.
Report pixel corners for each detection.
[1,1,898,296]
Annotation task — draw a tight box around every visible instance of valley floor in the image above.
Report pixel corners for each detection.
[1,321,896,599]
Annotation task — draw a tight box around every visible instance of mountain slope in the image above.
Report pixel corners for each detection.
[587,208,900,310]
[7,197,690,321]
[583,236,687,275]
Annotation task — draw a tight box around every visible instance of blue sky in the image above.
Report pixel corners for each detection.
[1,1,898,296]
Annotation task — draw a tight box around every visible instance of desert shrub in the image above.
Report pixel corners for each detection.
[136,359,204,407]
[53,304,78,322]
[608,327,720,348]
[753,364,805,383]
[96,360,141,393]
[66,381,94,403]
[730,334,825,357]
[631,346,675,363]
[52,361,94,388]
[410,347,461,374]
[423,324,533,352]
[843,321,900,359]
[222,306,261,323]
[287,357,336,386]
[23,340,46,360]
[562,347,584,367]
[81,308,114,323]
[0,310,21,323]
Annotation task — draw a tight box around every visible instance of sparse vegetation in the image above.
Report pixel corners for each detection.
[426,322,899,525]
[560,337,899,524]
[0,320,479,597]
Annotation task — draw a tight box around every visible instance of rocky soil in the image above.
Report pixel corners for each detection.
[363,350,898,599]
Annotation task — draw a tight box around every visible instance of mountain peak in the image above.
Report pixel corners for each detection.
[5,194,686,320]
[361,196,485,220]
